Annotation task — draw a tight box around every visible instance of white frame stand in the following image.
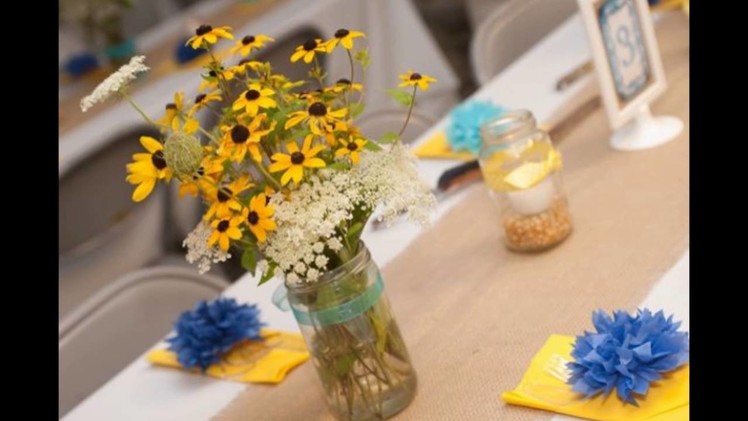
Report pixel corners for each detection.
[609,105,683,151]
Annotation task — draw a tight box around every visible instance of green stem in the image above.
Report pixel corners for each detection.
[208,49,233,98]
[120,91,158,127]
[250,158,282,190]
[396,85,418,140]
[197,125,221,146]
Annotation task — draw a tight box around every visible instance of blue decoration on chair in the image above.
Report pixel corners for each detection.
[167,297,265,370]
[446,100,505,155]
[63,53,100,78]
[567,309,689,405]
[176,36,208,64]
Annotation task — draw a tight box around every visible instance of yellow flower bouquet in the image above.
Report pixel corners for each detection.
[81,24,437,419]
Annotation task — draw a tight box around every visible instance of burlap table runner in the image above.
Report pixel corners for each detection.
[214,13,689,421]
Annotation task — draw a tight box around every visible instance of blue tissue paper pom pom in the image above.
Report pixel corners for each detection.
[567,309,689,405]
[167,297,265,370]
[176,37,208,64]
[64,53,99,78]
[446,100,505,156]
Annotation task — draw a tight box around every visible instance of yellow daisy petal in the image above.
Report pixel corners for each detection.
[140,136,163,153]
[132,179,156,202]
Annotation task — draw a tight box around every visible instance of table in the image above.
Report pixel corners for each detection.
[62,12,689,421]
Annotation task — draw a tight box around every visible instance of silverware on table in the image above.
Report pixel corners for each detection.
[555,60,594,92]
[370,95,601,231]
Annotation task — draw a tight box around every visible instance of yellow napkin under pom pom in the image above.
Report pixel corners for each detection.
[147,329,309,384]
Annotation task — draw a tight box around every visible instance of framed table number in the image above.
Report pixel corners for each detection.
[577,0,683,150]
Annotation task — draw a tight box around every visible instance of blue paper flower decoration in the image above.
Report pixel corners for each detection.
[446,100,505,155]
[567,309,689,405]
[167,297,265,370]
[64,53,99,78]
[175,37,207,64]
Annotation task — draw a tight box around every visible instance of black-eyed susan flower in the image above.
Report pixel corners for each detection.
[242,193,276,242]
[398,70,437,91]
[326,78,363,94]
[208,215,244,251]
[204,175,253,219]
[219,115,277,163]
[268,136,326,186]
[189,90,222,116]
[199,66,236,92]
[126,136,173,202]
[326,28,365,51]
[290,38,327,63]
[230,34,274,56]
[284,101,347,135]
[187,24,233,49]
[232,84,277,116]
[230,58,263,77]
[178,154,225,198]
[335,136,367,164]
[157,92,186,131]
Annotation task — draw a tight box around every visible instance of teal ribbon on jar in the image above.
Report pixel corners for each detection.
[273,274,384,326]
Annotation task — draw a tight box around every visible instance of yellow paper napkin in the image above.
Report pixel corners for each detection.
[412,131,474,161]
[147,329,310,384]
[502,335,689,421]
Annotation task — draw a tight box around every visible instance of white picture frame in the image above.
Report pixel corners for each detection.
[576,0,667,130]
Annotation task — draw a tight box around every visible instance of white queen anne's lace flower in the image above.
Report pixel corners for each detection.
[183,221,231,274]
[262,144,435,285]
[80,55,150,112]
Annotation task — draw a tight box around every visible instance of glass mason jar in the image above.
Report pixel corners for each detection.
[285,242,417,420]
[478,109,573,252]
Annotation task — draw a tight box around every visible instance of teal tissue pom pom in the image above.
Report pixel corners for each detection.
[446,100,505,155]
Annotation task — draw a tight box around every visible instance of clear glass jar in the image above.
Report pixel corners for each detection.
[478,109,573,252]
[285,242,417,420]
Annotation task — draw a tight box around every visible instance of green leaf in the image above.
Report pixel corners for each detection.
[241,248,257,275]
[379,132,400,144]
[326,161,351,171]
[349,102,365,119]
[346,222,364,243]
[354,49,371,69]
[363,141,382,151]
[334,353,357,377]
[386,89,413,107]
[259,262,277,285]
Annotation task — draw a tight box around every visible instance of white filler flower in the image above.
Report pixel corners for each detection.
[80,55,150,112]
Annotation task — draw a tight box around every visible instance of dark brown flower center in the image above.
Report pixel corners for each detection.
[410,72,422,81]
[165,103,177,110]
[217,220,230,232]
[302,39,318,51]
[336,78,351,85]
[217,188,233,202]
[247,211,260,225]
[242,35,256,45]
[196,25,212,36]
[230,125,250,143]
[290,152,305,165]
[245,89,260,100]
[194,93,206,104]
[208,70,217,78]
[334,29,350,38]
[347,142,358,151]
[308,102,327,116]
[151,150,167,169]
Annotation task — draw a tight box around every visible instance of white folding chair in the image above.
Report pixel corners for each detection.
[59,126,170,320]
[58,266,229,418]
[470,0,577,85]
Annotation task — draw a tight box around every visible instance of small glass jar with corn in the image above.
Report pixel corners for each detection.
[479,110,573,252]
